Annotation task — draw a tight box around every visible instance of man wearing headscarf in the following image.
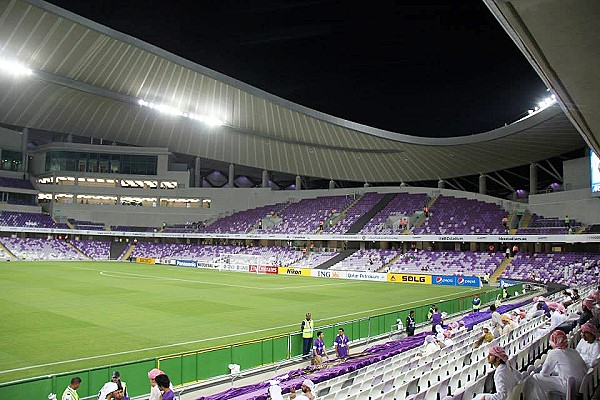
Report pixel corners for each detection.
[97,382,121,400]
[289,379,315,400]
[267,380,284,400]
[525,330,588,400]
[579,297,595,326]
[576,322,600,368]
[147,369,172,400]
[490,304,503,336]
[473,346,522,400]
[421,335,440,357]
[474,325,494,348]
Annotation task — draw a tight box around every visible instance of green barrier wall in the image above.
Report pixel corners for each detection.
[0,284,522,399]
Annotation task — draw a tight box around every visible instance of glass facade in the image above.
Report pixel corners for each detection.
[45,151,158,175]
[1,149,23,172]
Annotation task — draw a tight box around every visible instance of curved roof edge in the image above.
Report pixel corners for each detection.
[27,0,565,147]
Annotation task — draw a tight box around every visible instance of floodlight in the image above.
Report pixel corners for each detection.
[0,59,32,76]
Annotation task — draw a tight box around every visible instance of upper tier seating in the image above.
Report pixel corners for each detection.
[360,193,429,234]
[413,196,505,235]
[0,176,35,190]
[0,211,68,229]
[518,214,581,235]
[325,193,385,234]
[201,203,286,233]
[266,196,354,234]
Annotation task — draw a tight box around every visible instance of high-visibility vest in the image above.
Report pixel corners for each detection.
[302,319,314,338]
[472,298,481,310]
[62,386,79,400]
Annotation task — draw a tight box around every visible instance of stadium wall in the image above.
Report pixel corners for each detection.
[563,155,591,191]
[529,188,600,225]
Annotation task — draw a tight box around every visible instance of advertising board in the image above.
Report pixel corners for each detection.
[387,273,432,285]
[277,267,311,276]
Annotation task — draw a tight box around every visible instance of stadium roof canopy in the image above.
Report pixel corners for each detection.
[0,0,587,183]
[484,0,600,158]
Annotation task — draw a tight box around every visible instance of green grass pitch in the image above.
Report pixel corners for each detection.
[0,261,486,383]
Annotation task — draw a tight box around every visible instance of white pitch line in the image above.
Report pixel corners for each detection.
[0,288,477,375]
[98,270,356,290]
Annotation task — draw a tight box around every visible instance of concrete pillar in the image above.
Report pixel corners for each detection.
[529,163,537,195]
[194,157,201,188]
[228,164,234,187]
[21,127,29,176]
[262,170,269,188]
[67,133,73,143]
[437,179,444,189]
[479,174,486,195]
[295,175,301,190]
[329,180,335,190]
[400,182,407,187]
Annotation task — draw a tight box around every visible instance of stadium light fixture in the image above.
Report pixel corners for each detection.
[0,59,33,76]
[138,98,224,127]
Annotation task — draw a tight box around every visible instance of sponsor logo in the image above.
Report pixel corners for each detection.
[175,259,197,268]
[457,276,480,287]
[433,275,455,285]
[317,270,332,278]
[498,236,527,241]
[286,268,302,275]
[135,257,155,264]
[438,236,464,241]
[403,275,426,283]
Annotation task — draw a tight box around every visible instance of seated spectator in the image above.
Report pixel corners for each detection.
[576,322,600,368]
[97,382,122,400]
[155,374,174,400]
[474,346,522,400]
[525,330,588,400]
[457,320,467,332]
[420,335,441,356]
[501,315,517,335]
[579,297,595,326]
[474,325,494,348]
[290,379,315,400]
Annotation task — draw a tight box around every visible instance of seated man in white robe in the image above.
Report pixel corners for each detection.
[474,345,522,400]
[525,330,588,400]
[576,322,600,368]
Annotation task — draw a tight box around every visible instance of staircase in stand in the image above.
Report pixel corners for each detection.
[66,241,91,259]
[377,253,401,273]
[412,195,438,230]
[344,193,396,234]
[315,249,358,270]
[519,212,533,229]
[490,256,513,284]
[65,220,74,229]
[110,241,131,260]
[0,241,16,260]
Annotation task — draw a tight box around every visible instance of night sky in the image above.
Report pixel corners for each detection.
[48,0,547,138]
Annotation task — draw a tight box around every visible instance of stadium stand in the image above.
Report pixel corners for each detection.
[412,196,506,235]
[201,203,286,233]
[325,193,385,234]
[387,250,504,276]
[518,214,581,235]
[360,193,429,234]
[69,239,111,260]
[0,176,35,190]
[0,211,68,229]
[198,288,594,400]
[501,252,600,286]
[330,249,397,272]
[0,238,87,260]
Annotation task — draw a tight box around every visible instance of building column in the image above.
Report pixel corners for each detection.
[479,174,486,195]
[228,164,235,187]
[529,163,537,195]
[194,157,202,188]
[295,175,302,190]
[262,170,269,188]
[21,127,29,176]
[329,180,335,190]
[437,179,444,189]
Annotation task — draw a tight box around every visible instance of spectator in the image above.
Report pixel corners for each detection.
[290,379,315,400]
[96,382,121,400]
[473,346,522,400]
[61,377,81,400]
[474,325,494,348]
[155,375,174,400]
[147,368,171,400]
[420,335,441,356]
[111,371,127,398]
[267,380,284,400]
[406,310,416,336]
[490,304,503,336]
[576,322,600,368]
[334,328,350,359]
[312,331,329,365]
[525,330,588,400]
[431,307,443,333]
[579,297,595,326]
